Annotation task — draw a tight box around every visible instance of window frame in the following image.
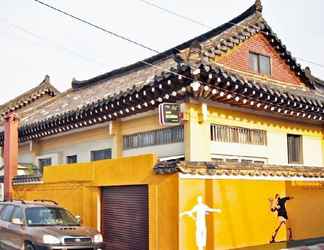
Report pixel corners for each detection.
[249,51,271,76]
[287,134,303,164]
[123,126,184,150]
[0,205,16,222]
[38,157,52,175]
[66,155,78,164]
[210,124,268,146]
[90,148,112,162]
[11,206,25,224]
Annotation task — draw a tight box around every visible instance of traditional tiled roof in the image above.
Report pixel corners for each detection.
[12,175,42,185]
[0,0,323,145]
[0,175,42,184]
[154,161,324,180]
[305,67,324,91]
[20,57,179,126]
[187,63,324,121]
[0,75,59,118]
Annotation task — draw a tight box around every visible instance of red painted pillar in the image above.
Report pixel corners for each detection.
[3,113,19,201]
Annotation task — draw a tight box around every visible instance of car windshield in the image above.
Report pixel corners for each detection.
[26,207,79,226]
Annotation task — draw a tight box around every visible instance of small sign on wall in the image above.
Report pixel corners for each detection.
[0,183,3,202]
[159,103,181,126]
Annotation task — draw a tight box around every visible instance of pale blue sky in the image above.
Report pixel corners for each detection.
[1,0,323,104]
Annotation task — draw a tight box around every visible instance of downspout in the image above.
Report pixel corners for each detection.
[3,113,19,201]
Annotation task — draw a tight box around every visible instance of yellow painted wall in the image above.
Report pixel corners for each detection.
[182,103,323,164]
[207,106,322,136]
[13,154,179,250]
[183,103,211,161]
[179,178,324,250]
[286,181,324,240]
[121,113,162,135]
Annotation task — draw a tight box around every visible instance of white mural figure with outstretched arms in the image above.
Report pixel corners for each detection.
[180,196,221,250]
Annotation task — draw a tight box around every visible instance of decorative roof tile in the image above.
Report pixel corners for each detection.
[0,1,323,144]
[0,75,59,119]
[154,161,324,180]
[12,175,43,185]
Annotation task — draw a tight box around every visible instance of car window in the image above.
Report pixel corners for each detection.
[26,207,79,226]
[11,206,24,223]
[0,205,15,222]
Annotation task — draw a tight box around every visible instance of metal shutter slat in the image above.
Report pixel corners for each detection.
[101,185,149,250]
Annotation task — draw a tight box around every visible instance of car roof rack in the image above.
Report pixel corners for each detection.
[33,199,58,205]
[8,200,26,204]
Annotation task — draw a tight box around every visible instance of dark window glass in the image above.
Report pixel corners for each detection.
[0,205,15,222]
[11,207,24,223]
[249,52,271,75]
[66,155,78,164]
[38,158,52,175]
[91,149,112,161]
[287,134,303,164]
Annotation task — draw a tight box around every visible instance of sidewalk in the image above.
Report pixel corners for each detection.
[282,244,324,250]
[231,237,324,250]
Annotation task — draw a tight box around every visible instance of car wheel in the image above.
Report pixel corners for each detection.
[24,243,35,250]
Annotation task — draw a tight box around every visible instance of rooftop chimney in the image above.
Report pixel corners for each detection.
[4,113,19,201]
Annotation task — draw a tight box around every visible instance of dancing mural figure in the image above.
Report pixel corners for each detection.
[269,194,294,243]
[180,196,221,250]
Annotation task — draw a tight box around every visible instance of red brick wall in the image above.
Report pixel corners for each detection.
[216,33,301,86]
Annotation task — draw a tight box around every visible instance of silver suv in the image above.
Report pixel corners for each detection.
[0,200,104,250]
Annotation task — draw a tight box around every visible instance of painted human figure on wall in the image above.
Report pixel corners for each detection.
[269,194,294,243]
[180,196,221,250]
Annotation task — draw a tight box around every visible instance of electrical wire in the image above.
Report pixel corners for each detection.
[0,19,108,67]
[33,0,160,54]
[135,0,324,69]
[31,0,324,72]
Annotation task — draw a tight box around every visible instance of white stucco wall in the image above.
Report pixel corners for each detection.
[123,142,184,159]
[303,135,323,166]
[211,131,323,167]
[39,138,114,164]
[267,131,288,165]
[18,153,33,164]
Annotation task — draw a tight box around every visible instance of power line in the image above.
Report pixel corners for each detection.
[0,19,108,67]
[33,0,160,54]
[10,0,324,122]
[137,0,212,29]
[32,0,324,72]
[135,0,324,70]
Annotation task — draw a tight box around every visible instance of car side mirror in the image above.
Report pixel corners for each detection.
[75,215,81,225]
[12,218,23,225]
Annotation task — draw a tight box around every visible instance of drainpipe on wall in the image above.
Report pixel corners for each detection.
[4,113,19,201]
